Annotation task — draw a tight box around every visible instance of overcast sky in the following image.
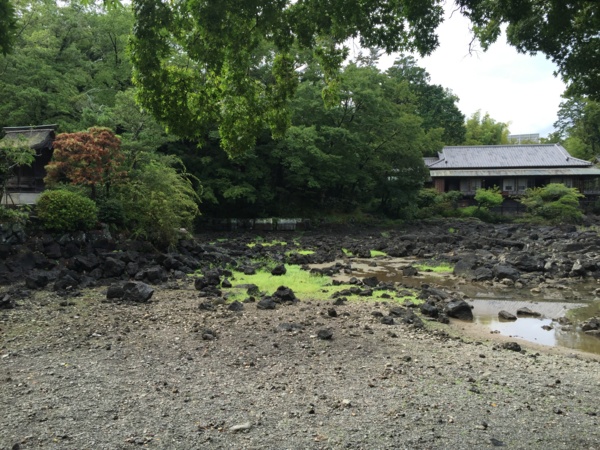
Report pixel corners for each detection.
[375,6,567,138]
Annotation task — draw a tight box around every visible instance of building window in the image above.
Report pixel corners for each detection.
[460,178,481,193]
[503,178,515,192]
[550,177,573,188]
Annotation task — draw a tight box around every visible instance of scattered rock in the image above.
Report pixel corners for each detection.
[498,310,517,321]
[122,282,155,303]
[517,307,541,317]
[317,329,333,340]
[257,298,277,310]
[229,422,252,432]
[445,299,473,321]
[271,264,287,276]
[501,342,522,352]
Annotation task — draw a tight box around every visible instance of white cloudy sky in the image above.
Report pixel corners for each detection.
[374,6,567,137]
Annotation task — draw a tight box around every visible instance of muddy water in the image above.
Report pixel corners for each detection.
[324,257,600,355]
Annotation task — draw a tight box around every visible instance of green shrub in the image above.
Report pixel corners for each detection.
[96,197,126,227]
[520,183,584,224]
[114,154,200,247]
[36,189,98,232]
[0,205,30,226]
[475,186,503,210]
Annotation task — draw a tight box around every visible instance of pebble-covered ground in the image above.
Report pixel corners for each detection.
[1,281,599,450]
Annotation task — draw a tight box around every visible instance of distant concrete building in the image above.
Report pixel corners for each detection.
[508,133,540,144]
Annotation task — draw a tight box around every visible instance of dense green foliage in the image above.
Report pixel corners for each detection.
[520,183,584,224]
[464,111,509,145]
[173,61,437,218]
[475,187,503,210]
[0,138,36,203]
[36,189,98,231]
[0,0,16,55]
[112,153,200,246]
[0,205,30,225]
[129,0,445,156]
[552,96,600,161]
[387,56,465,147]
[0,1,133,131]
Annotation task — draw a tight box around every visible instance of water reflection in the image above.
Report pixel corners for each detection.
[337,258,600,355]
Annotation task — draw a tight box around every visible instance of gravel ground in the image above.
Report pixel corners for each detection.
[1,281,600,450]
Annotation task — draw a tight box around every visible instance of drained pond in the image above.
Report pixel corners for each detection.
[326,257,600,355]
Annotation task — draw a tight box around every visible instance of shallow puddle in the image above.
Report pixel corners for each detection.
[327,257,600,355]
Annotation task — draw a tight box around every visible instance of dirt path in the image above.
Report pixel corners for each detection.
[2,282,600,450]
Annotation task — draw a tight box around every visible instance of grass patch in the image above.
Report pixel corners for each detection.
[225,265,340,301]
[217,265,421,305]
[370,249,388,257]
[414,262,454,273]
[286,249,315,256]
[342,248,353,256]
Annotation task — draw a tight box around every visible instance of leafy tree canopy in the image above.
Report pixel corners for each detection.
[553,96,600,161]
[464,111,509,145]
[0,0,133,131]
[458,0,600,100]
[45,127,125,198]
[129,0,445,156]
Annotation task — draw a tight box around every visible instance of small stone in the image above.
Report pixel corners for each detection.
[317,329,333,340]
[229,422,252,432]
[228,301,244,311]
[498,310,517,321]
[502,342,522,352]
[271,264,287,276]
[327,308,338,317]
[257,298,277,310]
[380,316,394,325]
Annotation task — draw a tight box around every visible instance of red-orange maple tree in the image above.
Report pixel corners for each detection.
[45,127,126,198]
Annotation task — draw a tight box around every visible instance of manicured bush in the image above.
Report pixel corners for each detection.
[520,183,584,224]
[36,189,98,232]
[475,186,503,210]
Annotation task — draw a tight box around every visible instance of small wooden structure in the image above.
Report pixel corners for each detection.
[1,124,57,205]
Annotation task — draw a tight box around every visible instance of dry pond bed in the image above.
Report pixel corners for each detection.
[1,279,600,450]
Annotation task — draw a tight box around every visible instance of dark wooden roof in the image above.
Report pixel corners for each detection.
[1,124,57,150]
[427,144,592,169]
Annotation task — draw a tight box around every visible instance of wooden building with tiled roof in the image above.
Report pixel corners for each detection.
[1,125,57,205]
[425,144,600,196]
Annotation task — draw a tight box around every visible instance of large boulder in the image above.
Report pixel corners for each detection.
[492,264,520,281]
[445,299,473,321]
[122,281,154,303]
[453,258,479,279]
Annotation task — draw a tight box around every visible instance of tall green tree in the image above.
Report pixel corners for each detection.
[386,56,465,146]
[181,62,431,217]
[127,0,599,154]
[464,111,510,145]
[0,0,133,130]
[129,0,445,156]
[553,96,600,161]
[0,0,16,55]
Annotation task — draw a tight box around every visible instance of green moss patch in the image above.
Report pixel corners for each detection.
[414,262,454,273]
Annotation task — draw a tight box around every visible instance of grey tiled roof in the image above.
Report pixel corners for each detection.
[428,144,592,169]
[1,125,57,150]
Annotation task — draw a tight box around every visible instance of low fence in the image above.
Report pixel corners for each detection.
[198,218,311,232]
